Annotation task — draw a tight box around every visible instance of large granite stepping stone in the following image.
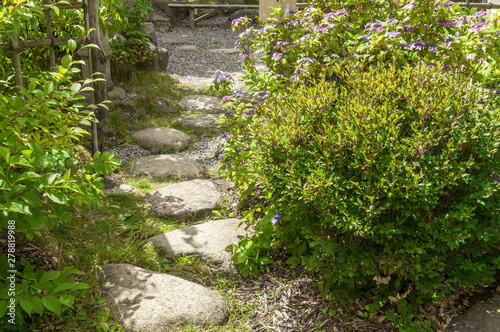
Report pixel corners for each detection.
[147,218,246,273]
[131,154,206,180]
[174,114,219,129]
[143,179,222,221]
[101,264,227,331]
[131,127,190,154]
[446,294,500,332]
[179,95,222,114]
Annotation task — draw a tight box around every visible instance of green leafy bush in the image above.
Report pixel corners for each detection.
[0,257,90,330]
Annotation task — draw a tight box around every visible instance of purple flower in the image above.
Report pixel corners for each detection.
[277,41,288,46]
[403,25,415,33]
[270,211,281,224]
[286,10,298,16]
[245,109,255,116]
[325,55,341,61]
[358,35,371,40]
[366,21,380,31]
[272,52,283,61]
[493,90,500,97]
[258,90,270,100]
[473,10,486,17]
[400,43,411,49]
[297,57,315,64]
[402,2,417,10]
[238,29,251,38]
[299,34,314,42]
[386,19,399,24]
[219,133,232,141]
[443,1,454,8]
[442,38,454,48]
[470,22,489,33]
[291,68,306,80]
[385,31,400,38]
[412,40,427,50]
[491,173,500,184]
[443,64,450,71]
[232,18,244,26]
[222,95,234,103]
[299,17,313,23]
[428,43,437,52]
[438,19,456,28]
[235,90,244,101]
[323,12,336,20]
[239,52,249,59]
[335,9,348,16]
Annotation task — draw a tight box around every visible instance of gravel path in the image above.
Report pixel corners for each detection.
[159,16,246,78]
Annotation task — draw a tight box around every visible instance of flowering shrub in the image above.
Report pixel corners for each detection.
[232,0,500,91]
[216,0,500,328]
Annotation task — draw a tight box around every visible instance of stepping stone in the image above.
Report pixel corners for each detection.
[174,114,219,129]
[131,127,190,154]
[446,294,500,332]
[207,48,239,54]
[175,45,200,52]
[179,95,222,114]
[161,37,190,45]
[147,219,247,273]
[143,179,222,221]
[101,264,227,331]
[131,154,206,180]
[104,184,138,195]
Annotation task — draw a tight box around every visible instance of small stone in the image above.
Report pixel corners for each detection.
[179,95,222,114]
[175,45,200,52]
[131,154,206,180]
[131,127,190,154]
[155,97,176,112]
[108,87,128,104]
[174,114,219,129]
[143,179,222,221]
[100,264,228,331]
[147,219,247,273]
[104,184,138,195]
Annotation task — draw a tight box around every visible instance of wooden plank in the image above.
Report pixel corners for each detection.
[0,36,85,50]
[194,9,217,23]
[42,2,85,10]
[168,4,258,9]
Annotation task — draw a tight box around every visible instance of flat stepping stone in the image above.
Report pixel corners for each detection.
[101,264,227,331]
[131,127,190,154]
[147,218,247,273]
[446,294,500,332]
[174,114,219,129]
[179,95,222,114]
[207,48,239,54]
[131,154,206,180]
[175,45,200,52]
[143,179,222,221]
[161,37,190,44]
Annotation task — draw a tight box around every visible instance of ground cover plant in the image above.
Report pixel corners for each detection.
[214,0,500,329]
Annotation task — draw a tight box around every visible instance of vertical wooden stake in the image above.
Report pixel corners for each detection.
[10,32,23,87]
[45,0,56,69]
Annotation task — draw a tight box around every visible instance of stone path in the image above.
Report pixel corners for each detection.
[102,68,247,329]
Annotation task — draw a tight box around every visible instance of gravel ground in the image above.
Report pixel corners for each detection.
[159,16,247,78]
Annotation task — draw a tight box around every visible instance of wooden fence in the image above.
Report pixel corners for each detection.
[0,0,108,153]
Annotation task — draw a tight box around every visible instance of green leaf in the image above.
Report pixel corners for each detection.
[42,295,62,316]
[0,300,7,317]
[71,283,90,291]
[20,298,33,315]
[30,296,44,315]
[53,282,75,293]
[68,39,77,52]
[43,81,54,95]
[59,295,74,308]
[39,270,61,284]
[61,55,72,68]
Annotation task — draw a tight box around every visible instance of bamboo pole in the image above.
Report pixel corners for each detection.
[0,36,85,50]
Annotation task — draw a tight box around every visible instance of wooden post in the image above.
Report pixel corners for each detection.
[44,0,56,69]
[87,0,107,153]
[10,32,23,87]
[190,8,195,30]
